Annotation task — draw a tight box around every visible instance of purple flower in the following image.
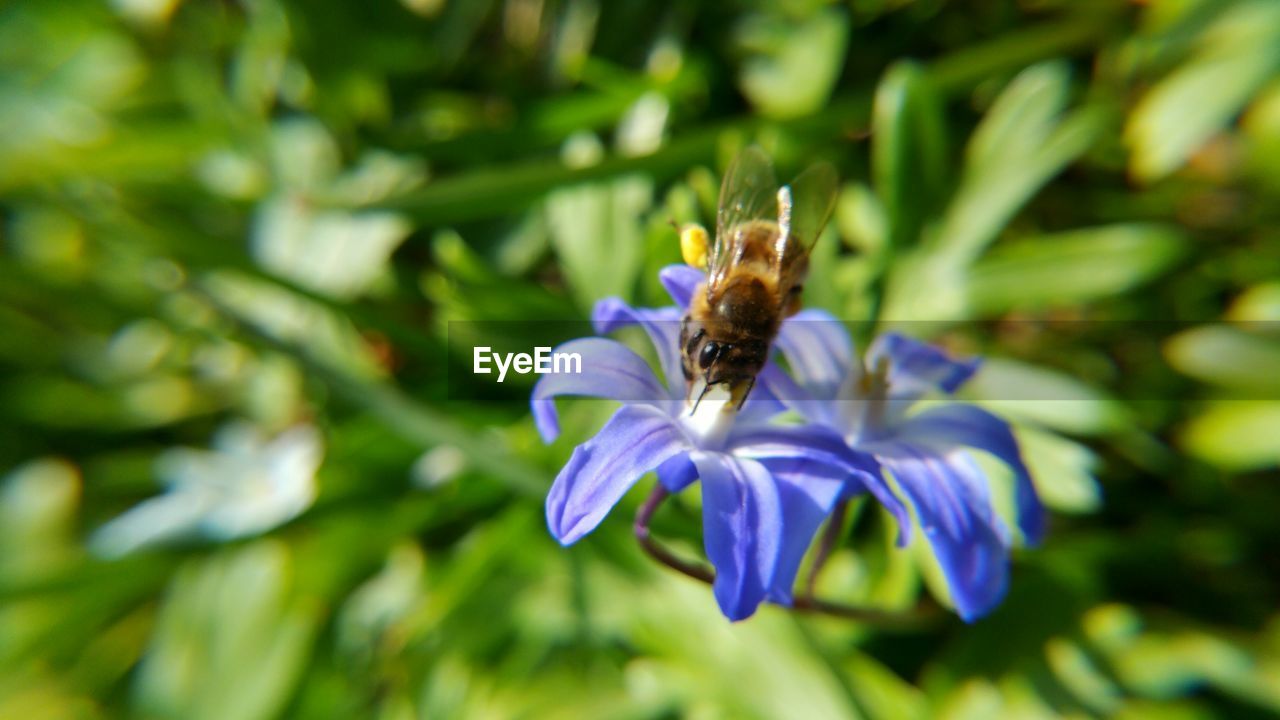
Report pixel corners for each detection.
[531,266,908,621]
[767,317,1047,621]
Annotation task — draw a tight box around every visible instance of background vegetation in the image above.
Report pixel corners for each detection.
[3,0,1280,717]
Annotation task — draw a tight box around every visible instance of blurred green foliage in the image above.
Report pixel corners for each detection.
[2,0,1280,718]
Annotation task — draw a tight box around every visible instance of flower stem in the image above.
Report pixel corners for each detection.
[634,485,714,584]
[790,594,941,628]
[634,486,942,629]
[805,498,850,599]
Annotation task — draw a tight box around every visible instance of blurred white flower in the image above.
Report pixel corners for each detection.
[245,118,423,300]
[411,445,467,490]
[251,197,411,300]
[90,422,322,558]
[615,91,669,157]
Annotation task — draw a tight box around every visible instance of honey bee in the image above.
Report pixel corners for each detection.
[678,146,837,411]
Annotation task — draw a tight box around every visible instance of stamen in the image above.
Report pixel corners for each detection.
[844,354,893,442]
[864,356,892,431]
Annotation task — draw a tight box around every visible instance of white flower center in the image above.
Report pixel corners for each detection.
[841,355,893,442]
[680,379,737,449]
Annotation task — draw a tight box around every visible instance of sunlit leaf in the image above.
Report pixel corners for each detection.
[737,7,850,120]
[1164,325,1280,393]
[1226,282,1280,321]
[881,62,1106,321]
[967,224,1188,313]
[1046,637,1123,714]
[1180,400,1280,470]
[545,175,651,309]
[134,542,319,720]
[872,61,948,249]
[1017,427,1102,515]
[936,83,1105,263]
[967,358,1132,436]
[1127,1,1280,182]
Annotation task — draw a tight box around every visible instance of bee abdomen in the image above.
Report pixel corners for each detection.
[714,275,779,338]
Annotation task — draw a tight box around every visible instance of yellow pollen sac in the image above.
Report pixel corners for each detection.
[680,223,709,269]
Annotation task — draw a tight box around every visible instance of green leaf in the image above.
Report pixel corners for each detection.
[1164,325,1280,393]
[836,182,889,257]
[941,104,1104,266]
[880,62,1105,321]
[1016,426,1103,515]
[203,271,384,379]
[966,357,1133,436]
[1227,282,1280,321]
[0,459,80,581]
[545,174,651,309]
[872,61,948,249]
[1045,637,1123,715]
[966,224,1187,313]
[936,679,1003,720]
[135,542,319,720]
[965,62,1071,178]
[971,421,1101,530]
[1126,1,1280,182]
[1180,401,1280,470]
[844,650,930,720]
[737,7,850,120]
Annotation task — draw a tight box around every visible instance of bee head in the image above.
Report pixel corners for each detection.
[679,321,768,410]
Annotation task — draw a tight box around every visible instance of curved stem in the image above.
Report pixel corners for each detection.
[791,594,942,629]
[805,498,850,599]
[633,485,942,629]
[634,485,714,584]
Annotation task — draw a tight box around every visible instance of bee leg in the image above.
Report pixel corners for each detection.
[679,223,710,269]
[730,377,755,410]
[689,378,713,416]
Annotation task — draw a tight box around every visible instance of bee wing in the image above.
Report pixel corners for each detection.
[775,161,837,289]
[709,146,779,293]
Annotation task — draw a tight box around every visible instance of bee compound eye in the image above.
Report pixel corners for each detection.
[698,341,719,370]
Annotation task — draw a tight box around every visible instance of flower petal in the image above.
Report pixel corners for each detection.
[729,425,911,545]
[896,404,1045,544]
[774,309,854,399]
[656,454,698,492]
[546,404,690,544]
[755,361,838,427]
[869,333,980,399]
[877,445,1010,621]
[530,337,669,442]
[89,491,214,559]
[752,455,846,605]
[592,299,685,397]
[736,363,790,424]
[659,264,705,308]
[691,453,782,621]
